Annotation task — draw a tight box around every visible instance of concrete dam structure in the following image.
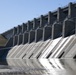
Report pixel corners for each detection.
[0,2,76,59]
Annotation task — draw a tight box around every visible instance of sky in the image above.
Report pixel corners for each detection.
[0,0,76,33]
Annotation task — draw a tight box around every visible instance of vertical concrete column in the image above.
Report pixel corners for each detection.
[27,21,33,31]
[13,35,18,46]
[51,8,66,39]
[33,18,39,29]
[63,18,75,37]
[43,26,51,41]
[52,22,62,39]
[35,28,43,42]
[48,11,56,25]
[13,27,17,36]
[23,32,29,44]
[68,2,76,18]
[17,34,23,45]
[28,30,35,43]
[57,7,66,21]
[22,23,27,33]
[40,15,47,27]
[17,25,22,34]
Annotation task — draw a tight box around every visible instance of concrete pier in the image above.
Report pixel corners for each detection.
[22,23,27,33]
[13,35,18,46]
[52,22,62,39]
[43,26,51,41]
[28,30,35,43]
[23,32,29,44]
[27,21,33,31]
[51,7,67,39]
[13,27,17,36]
[17,25,22,34]
[63,18,75,37]
[40,15,47,27]
[48,11,56,25]
[18,34,23,45]
[35,28,43,42]
[33,18,39,29]
[68,2,76,18]
[57,7,66,21]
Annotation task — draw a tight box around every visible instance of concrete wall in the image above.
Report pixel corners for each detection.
[1,2,76,59]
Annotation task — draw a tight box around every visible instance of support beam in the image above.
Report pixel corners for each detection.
[43,26,51,41]
[13,35,18,46]
[62,18,75,37]
[13,27,17,36]
[22,23,27,33]
[48,11,56,25]
[40,15,47,27]
[17,34,23,45]
[33,18,39,29]
[23,32,29,44]
[68,2,76,18]
[52,22,62,39]
[17,25,22,34]
[27,21,33,31]
[35,28,43,42]
[57,7,66,21]
[28,30,35,43]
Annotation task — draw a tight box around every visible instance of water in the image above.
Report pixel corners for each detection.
[0,59,76,75]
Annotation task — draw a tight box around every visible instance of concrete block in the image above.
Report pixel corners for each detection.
[43,26,51,41]
[13,27,17,36]
[28,30,35,43]
[35,28,43,42]
[22,23,27,33]
[18,34,23,45]
[63,18,75,37]
[27,21,33,31]
[23,32,29,44]
[52,22,62,39]
[13,35,18,46]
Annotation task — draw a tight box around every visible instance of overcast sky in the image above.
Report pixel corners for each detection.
[0,0,76,33]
